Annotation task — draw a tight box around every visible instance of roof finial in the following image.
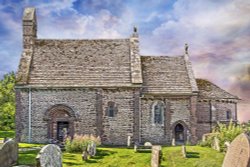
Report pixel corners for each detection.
[185,43,188,55]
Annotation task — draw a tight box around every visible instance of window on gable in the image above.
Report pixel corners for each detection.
[106,101,117,117]
[226,110,231,120]
[152,101,164,125]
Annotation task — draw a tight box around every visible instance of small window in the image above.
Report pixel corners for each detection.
[152,101,165,125]
[106,101,117,117]
[108,106,114,117]
[226,110,231,120]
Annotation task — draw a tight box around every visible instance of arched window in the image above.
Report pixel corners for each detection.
[226,110,231,120]
[106,101,117,117]
[152,101,165,125]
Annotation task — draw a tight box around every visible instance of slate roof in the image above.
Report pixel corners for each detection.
[196,79,238,99]
[141,56,198,95]
[27,39,133,87]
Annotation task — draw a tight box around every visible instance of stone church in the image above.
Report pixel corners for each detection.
[15,8,239,145]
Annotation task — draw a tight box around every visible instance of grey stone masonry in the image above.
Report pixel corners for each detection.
[16,7,36,84]
[130,31,143,84]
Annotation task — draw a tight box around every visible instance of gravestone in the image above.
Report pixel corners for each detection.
[36,144,62,167]
[212,137,220,151]
[151,145,162,167]
[172,138,175,146]
[144,142,152,146]
[0,139,18,167]
[182,145,186,158]
[88,142,96,157]
[222,133,250,167]
[127,135,131,147]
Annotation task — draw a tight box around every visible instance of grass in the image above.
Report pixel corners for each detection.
[63,147,151,167]
[161,146,225,167]
[14,144,224,167]
[0,131,224,167]
[17,143,45,166]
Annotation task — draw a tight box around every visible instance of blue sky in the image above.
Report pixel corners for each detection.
[0,0,249,121]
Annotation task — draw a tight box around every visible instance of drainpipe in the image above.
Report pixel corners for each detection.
[138,96,141,143]
[28,87,32,143]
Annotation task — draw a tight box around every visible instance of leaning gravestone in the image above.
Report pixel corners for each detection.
[36,144,62,167]
[222,133,250,167]
[0,139,18,167]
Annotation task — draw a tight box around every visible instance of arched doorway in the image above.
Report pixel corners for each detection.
[44,104,77,142]
[175,123,184,142]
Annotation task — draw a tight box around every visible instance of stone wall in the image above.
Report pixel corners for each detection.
[16,88,136,145]
[15,89,29,142]
[101,89,135,145]
[196,100,237,140]
[0,139,18,167]
[140,97,191,144]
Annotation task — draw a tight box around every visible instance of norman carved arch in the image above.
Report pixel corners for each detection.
[43,104,78,121]
[44,104,78,141]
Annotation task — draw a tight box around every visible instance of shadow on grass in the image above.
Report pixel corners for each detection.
[63,149,117,166]
[186,151,200,158]
[135,150,152,153]
[90,149,117,161]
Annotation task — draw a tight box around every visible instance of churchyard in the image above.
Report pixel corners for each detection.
[0,130,226,167]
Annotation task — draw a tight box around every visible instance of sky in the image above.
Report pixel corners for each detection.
[0,0,249,122]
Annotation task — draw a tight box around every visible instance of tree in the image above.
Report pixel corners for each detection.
[0,72,15,130]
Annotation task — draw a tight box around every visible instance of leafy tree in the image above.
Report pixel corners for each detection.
[0,72,15,130]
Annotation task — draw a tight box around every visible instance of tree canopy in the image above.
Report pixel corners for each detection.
[0,72,15,130]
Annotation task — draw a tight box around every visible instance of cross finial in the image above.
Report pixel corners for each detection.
[133,26,137,33]
[185,43,188,54]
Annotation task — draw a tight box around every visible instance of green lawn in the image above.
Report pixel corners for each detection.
[0,131,224,167]
[161,146,225,167]
[15,144,224,167]
[63,147,151,167]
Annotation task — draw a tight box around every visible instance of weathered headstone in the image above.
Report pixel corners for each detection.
[89,142,96,157]
[222,133,250,167]
[144,142,152,146]
[151,145,162,167]
[127,135,131,147]
[36,144,62,167]
[134,144,138,152]
[212,137,220,151]
[172,138,175,146]
[82,150,88,161]
[0,139,18,167]
[182,145,186,158]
